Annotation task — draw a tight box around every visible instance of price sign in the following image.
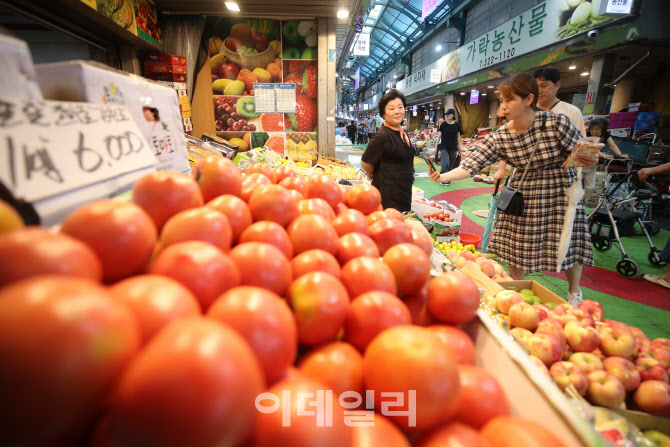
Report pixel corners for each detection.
[0,99,157,203]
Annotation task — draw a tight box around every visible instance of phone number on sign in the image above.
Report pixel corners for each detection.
[479,48,516,69]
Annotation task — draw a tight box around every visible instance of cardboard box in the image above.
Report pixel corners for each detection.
[145,54,186,65]
[612,409,670,435]
[144,71,187,83]
[498,280,568,305]
[35,61,190,173]
[144,62,187,74]
[156,81,187,90]
[0,34,43,100]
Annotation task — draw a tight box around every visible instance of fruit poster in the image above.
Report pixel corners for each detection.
[205,18,318,163]
[95,0,138,36]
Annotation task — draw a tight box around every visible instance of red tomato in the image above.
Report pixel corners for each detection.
[298,341,364,397]
[344,291,411,352]
[249,184,299,227]
[239,221,294,259]
[274,164,298,183]
[246,162,277,183]
[304,174,344,209]
[0,227,102,286]
[352,412,410,447]
[340,256,397,298]
[240,172,273,202]
[149,241,240,310]
[208,286,297,385]
[287,189,304,202]
[191,156,242,201]
[363,325,461,432]
[453,365,510,429]
[383,243,431,296]
[228,242,292,296]
[335,202,349,214]
[297,198,336,221]
[287,214,339,255]
[366,210,389,225]
[252,377,354,447]
[279,176,306,194]
[427,271,480,325]
[409,224,434,257]
[345,184,382,215]
[0,276,140,445]
[481,416,567,447]
[415,422,494,447]
[61,199,157,282]
[286,272,350,346]
[108,274,201,344]
[159,207,232,253]
[332,209,369,237]
[428,325,476,365]
[109,318,264,447]
[291,249,341,279]
[133,171,204,231]
[206,194,252,242]
[403,287,438,327]
[336,233,379,265]
[384,208,405,221]
[368,218,413,255]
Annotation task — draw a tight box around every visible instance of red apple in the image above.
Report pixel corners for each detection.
[555,303,574,313]
[603,356,641,392]
[532,304,550,322]
[599,323,636,358]
[527,333,563,367]
[633,380,670,416]
[564,321,600,353]
[569,352,603,374]
[550,361,588,396]
[225,36,243,52]
[509,302,539,331]
[587,370,626,409]
[218,62,240,80]
[495,290,524,315]
[562,343,574,361]
[569,308,595,328]
[578,300,603,322]
[556,310,578,328]
[651,348,670,369]
[536,319,566,348]
[252,31,269,52]
[636,357,670,383]
[628,325,647,340]
[510,327,533,346]
[591,347,606,361]
[651,338,670,351]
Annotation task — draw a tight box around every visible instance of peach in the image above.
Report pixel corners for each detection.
[480,261,496,278]
[459,250,474,261]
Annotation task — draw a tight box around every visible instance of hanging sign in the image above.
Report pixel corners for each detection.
[600,0,635,16]
[353,33,370,56]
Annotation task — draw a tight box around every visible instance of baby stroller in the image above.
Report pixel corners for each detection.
[587,159,666,278]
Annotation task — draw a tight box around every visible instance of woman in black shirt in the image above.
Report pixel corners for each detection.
[435,109,462,185]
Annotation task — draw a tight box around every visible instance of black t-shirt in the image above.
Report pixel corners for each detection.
[439,121,461,151]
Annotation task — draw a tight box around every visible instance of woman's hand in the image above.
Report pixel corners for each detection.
[429,170,442,183]
[575,153,599,168]
[638,168,651,182]
[620,153,629,159]
[493,168,505,182]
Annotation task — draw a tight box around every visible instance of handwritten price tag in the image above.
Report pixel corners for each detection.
[0,99,157,202]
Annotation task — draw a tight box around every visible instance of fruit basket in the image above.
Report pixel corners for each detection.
[222,37,275,70]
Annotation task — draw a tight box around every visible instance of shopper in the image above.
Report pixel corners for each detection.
[435,109,462,186]
[361,89,414,212]
[588,118,627,159]
[367,120,377,140]
[358,123,368,144]
[429,73,598,305]
[639,162,670,289]
[347,122,357,144]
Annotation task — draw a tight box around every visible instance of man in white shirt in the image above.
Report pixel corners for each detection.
[533,67,586,136]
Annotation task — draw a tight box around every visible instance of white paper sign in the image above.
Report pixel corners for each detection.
[0,99,157,202]
[253,83,276,113]
[275,84,297,113]
[353,33,370,56]
[602,0,634,15]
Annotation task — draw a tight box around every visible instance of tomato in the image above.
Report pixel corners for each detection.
[240,173,273,202]
[133,171,204,231]
[415,422,494,447]
[159,207,232,253]
[108,274,201,344]
[278,176,306,194]
[251,377,353,447]
[109,318,264,447]
[335,202,349,214]
[366,210,389,226]
[403,287,438,327]
[344,291,411,352]
[0,227,102,286]
[206,194,252,242]
[428,325,476,365]
[304,174,344,209]
[336,233,380,265]
[352,412,410,447]
[0,276,139,445]
[208,286,297,385]
[239,221,294,259]
[363,325,461,432]
[286,189,304,202]
[427,271,480,325]
[287,214,339,255]
[286,272,350,346]
[297,198,336,221]
[249,184,299,227]
[368,218,413,255]
[228,242,292,296]
[340,256,397,298]
[291,249,341,279]
[61,199,157,283]
[191,156,242,201]
[407,221,434,257]
[332,209,369,237]
[481,416,567,447]
[345,184,381,215]
[453,365,510,429]
[382,243,431,296]
[274,164,298,183]
[298,341,364,398]
[246,162,277,183]
[384,208,405,221]
[149,241,240,310]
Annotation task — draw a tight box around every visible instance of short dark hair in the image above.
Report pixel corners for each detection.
[378,89,406,118]
[589,117,609,133]
[533,67,560,84]
[446,108,456,116]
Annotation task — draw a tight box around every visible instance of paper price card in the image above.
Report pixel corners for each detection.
[0,98,157,202]
[275,84,297,114]
[253,83,276,113]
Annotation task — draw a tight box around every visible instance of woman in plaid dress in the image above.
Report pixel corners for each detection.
[430,73,598,305]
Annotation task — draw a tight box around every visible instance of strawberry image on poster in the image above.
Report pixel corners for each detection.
[285,94,317,132]
[284,72,303,94]
[302,65,317,99]
[288,60,312,74]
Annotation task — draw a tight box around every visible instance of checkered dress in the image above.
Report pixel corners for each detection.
[461,112,594,273]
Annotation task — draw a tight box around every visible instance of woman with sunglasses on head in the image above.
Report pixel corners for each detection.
[429,73,599,306]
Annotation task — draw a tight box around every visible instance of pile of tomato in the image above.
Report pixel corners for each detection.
[0,157,567,447]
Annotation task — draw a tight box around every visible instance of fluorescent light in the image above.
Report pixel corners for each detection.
[460,92,465,95]
[488,85,494,89]
[369,9,380,18]
[569,65,577,69]
[225,2,240,11]
[580,72,590,76]
[365,18,375,24]
[335,73,339,77]
[494,90,499,93]
[471,89,476,92]
[393,75,397,78]
[337,9,348,18]
[482,93,487,96]
[362,26,372,33]
[435,44,442,51]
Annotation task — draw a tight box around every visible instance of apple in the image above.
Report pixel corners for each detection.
[562,343,574,361]
[527,333,563,367]
[218,62,240,80]
[536,319,566,348]
[587,370,626,409]
[550,361,588,396]
[577,300,604,322]
[226,36,243,52]
[652,338,670,352]
[509,302,539,331]
[301,47,317,59]
[495,290,524,315]
[282,21,301,46]
[555,303,573,313]
[652,348,670,369]
[644,430,670,446]
[591,347,606,361]
[633,380,670,417]
[636,357,670,383]
[564,321,600,353]
[603,356,641,392]
[599,323,636,358]
[282,47,302,59]
[459,250,474,262]
[556,310,578,328]
[493,263,504,276]
[627,325,646,340]
[569,308,595,328]
[451,255,467,269]
[252,31,269,52]
[532,304,549,322]
[569,352,603,374]
[510,327,533,346]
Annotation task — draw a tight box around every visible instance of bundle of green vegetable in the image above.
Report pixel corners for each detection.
[557,0,611,39]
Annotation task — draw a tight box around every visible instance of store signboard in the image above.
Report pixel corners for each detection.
[353,33,370,57]
[395,59,441,96]
[470,90,480,105]
[354,68,361,90]
[600,0,635,16]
